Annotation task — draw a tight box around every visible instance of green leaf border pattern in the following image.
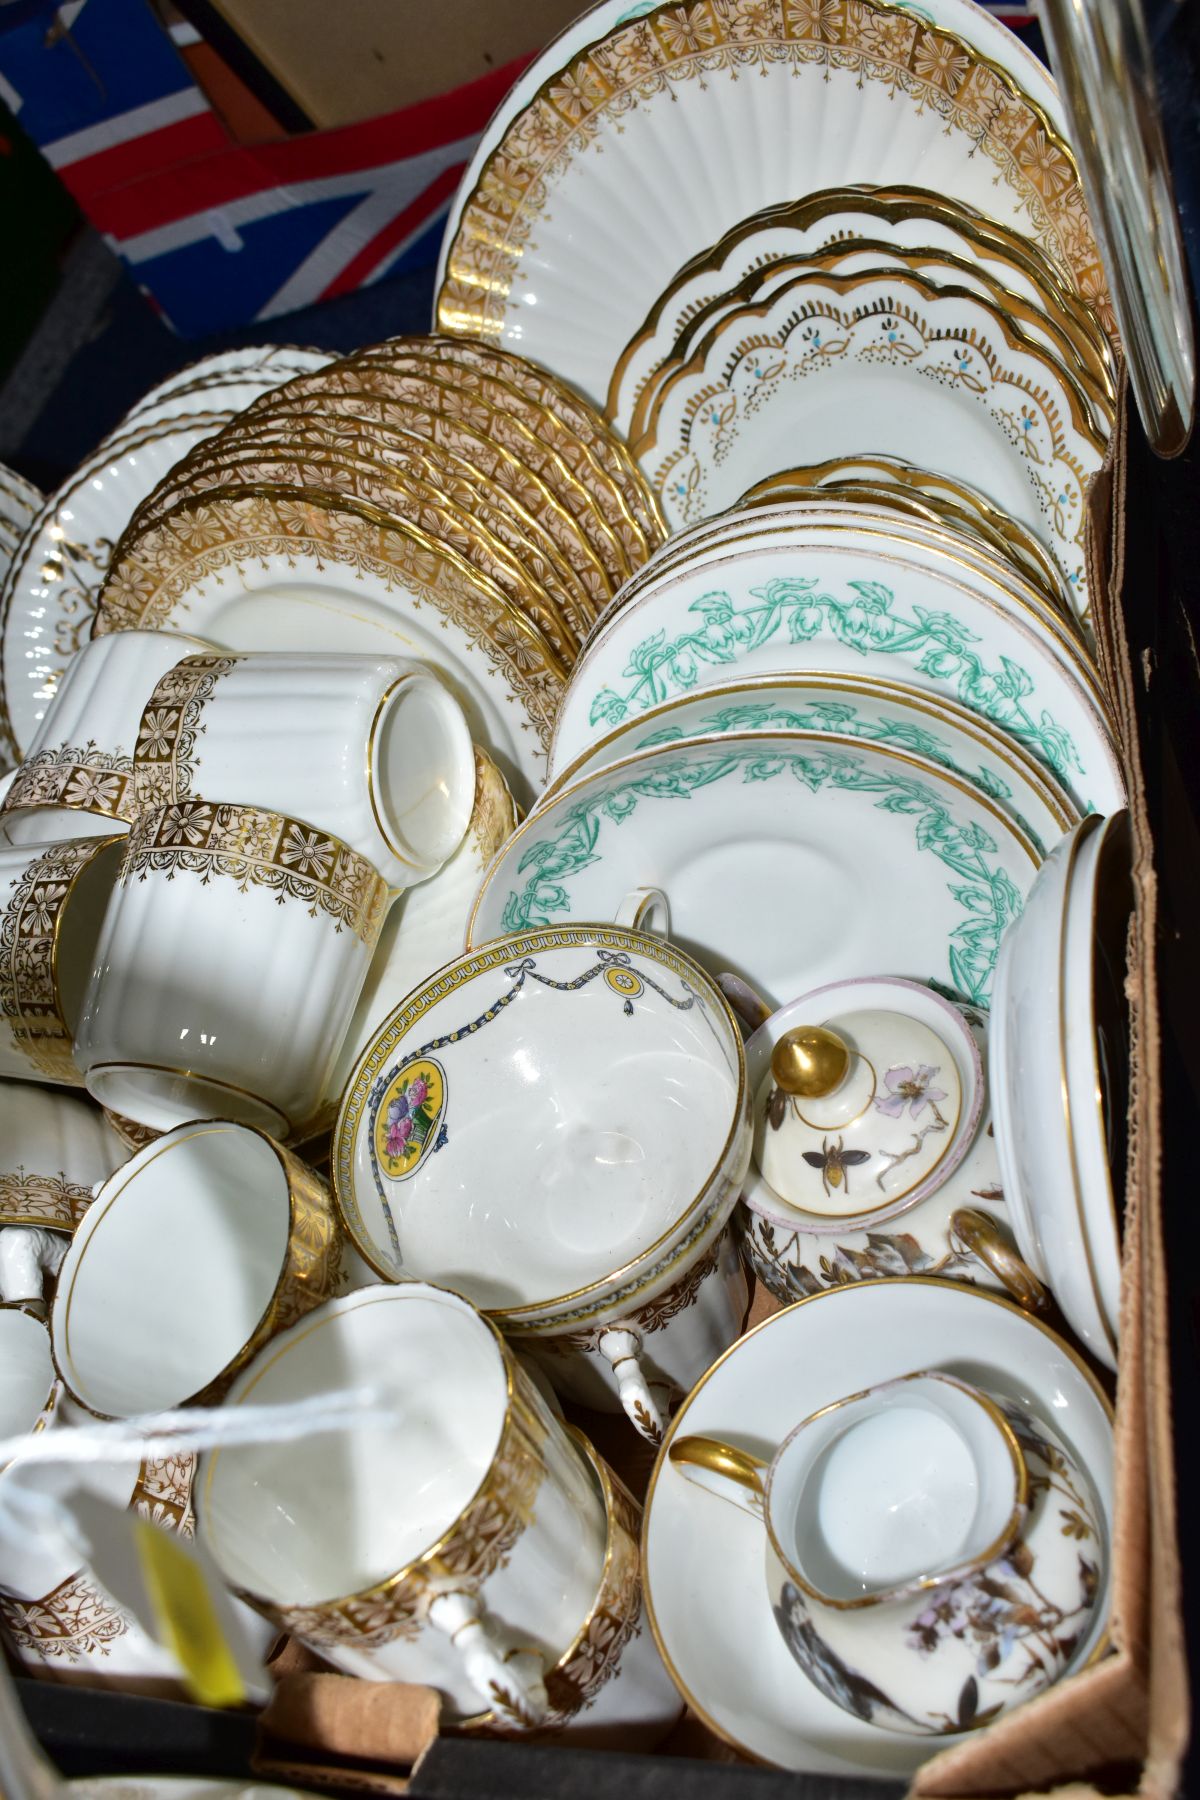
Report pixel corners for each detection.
[586,576,1089,801]
[500,742,1028,1007]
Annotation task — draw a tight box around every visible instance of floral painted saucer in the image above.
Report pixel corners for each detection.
[641,1277,1113,1773]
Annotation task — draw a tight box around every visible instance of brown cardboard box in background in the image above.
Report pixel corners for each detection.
[195,0,593,128]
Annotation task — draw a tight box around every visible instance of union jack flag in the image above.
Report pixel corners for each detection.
[0,0,530,335]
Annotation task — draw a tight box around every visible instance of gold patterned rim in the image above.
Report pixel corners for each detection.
[0,1169,94,1233]
[456,1424,644,1732]
[342,340,663,554]
[332,925,748,1318]
[640,1275,1115,1766]
[124,433,586,662]
[185,386,617,623]
[606,184,1113,423]
[348,336,668,545]
[199,1283,552,1629]
[247,359,645,581]
[95,482,567,751]
[543,672,1079,835]
[0,832,124,1085]
[155,358,641,586]
[564,520,1113,737]
[52,1121,344,1419]
[762,1372,1027,1609]
[0,411,238,761]
[633,263,1112,463]
[740,459,1076,616]
[1056,813,1119,1358]
[627,240,1114,449]
[438,0,1108,351]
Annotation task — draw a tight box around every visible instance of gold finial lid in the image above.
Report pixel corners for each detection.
[771,1025,850,1099]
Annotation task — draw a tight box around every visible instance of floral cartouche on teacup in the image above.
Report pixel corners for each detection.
[671,1371,1104,1735]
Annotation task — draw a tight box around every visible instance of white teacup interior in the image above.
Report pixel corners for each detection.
[370,674,475,868]
[379,956,740,1308]
[53,1124,292,1417]
[0,1310,55,1440]
[52,840,125,1033]
[201,1288,507,1605]
[772,1375,1019,1601]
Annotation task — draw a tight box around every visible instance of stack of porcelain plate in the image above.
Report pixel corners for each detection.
[92,337,666,810]
[0,347,335,767]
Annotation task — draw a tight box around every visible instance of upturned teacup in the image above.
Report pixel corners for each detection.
[671,1370,1104,1735]
[132,650,475,889]
[0,1082,124,1310]
[0,632,213,845]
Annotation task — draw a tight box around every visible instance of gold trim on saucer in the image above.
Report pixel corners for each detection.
[639,1276,1115,1766]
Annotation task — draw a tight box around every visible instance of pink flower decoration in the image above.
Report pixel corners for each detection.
[386,1117,415,1156]
[875,1064,947,1120]
[407,1076,429,1107]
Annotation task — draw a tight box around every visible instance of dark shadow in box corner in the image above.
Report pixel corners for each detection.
[1125,393,1200,1790]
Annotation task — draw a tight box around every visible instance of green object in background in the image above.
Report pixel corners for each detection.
[0,97,79,384]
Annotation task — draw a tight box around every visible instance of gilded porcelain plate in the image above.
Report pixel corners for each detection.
[543,672,1079,859]
[552,520,1123,819]
[468,729,1043,1012]
[642,1276,1113,1773]
[436,0,1103,409]
[631,269,1110,616]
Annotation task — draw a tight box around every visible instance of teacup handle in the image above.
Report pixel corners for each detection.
[669,1434,768,1519]
[0,1226,69,1307]
[614,887,670,937]
[717,972,772,1034]
[597,1326,666,1443]
[949,1208,1053,1317]
[426,1588,548,1729]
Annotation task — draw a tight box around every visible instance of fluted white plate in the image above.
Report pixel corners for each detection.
[436,0,1101,410]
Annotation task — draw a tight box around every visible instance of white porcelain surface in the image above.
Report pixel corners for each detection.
[470,732,1041,1014]
[74,815,384,1137]
[991,813,1124,1368]
[553,517,1122,819]
[733,1372,1102,1734]
[0,1406,196,1692]
[333,930,748,1319]
[51,1121,346,1419]
[326,749,520,1107]
[611,191,1110,436]
[0,1307,56,1448]
[198,1284,607,1723]
[748,979,982,1219]
[0,632,213,845]
[0,1081,124,1217]
[136,651,475,888]
[642,1277,1114,1773]
[95,545,552,810]
[633,271,1107,612]
[545,673,1078,860]
[123,347,332,426]
[435,0,1092,411]
[0,834,124,1087]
